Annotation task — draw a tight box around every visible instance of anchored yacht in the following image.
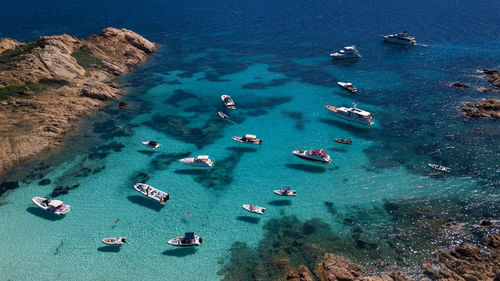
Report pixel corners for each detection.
[291,149,331,164]
[221,95,236,109]
[232,134,262,144]
[167,232,202,247]
[382,32,416,46]
[325,104,374,125]
[179,155,214,167]
[330,46,361,60]
[337,82,357,93]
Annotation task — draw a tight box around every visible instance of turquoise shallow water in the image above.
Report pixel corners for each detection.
[1,0,500,280]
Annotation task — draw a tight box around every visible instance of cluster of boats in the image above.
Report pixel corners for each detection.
[331,32,418,96]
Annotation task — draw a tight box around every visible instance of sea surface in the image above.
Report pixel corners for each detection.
[1,1,499,280]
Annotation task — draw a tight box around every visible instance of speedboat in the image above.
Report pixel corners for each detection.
[382,32,416,46]
[218,111,228,119]
[242,204,265,215]
[291,149,331,164]
[221,95,236,109]
[179,155,213,167]
[325,104,374,126]
[337,82,357,93]
[142,141,160,150]
[273,186,297,196]
[167,232,202,247]
[330,46,361,60]
[102,237,126,246]
[232,134,262,144]
[428,164,450,173]
[133,182,170,204]
[334,138,352,145]
[32,197,70,215]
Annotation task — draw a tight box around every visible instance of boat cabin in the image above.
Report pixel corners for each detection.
[48,200,63,209]
[244,134,257,140]
[181,232,196,243]
[195,155,210,161]
[311,149,327,156]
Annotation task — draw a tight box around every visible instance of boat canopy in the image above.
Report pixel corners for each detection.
[185,232,195,239]
[49,200,63,207]
[148,141,158,146]
[311,149,326,155]
[244,134,256,139]
[196,155,209,160]
[284,186,290,191]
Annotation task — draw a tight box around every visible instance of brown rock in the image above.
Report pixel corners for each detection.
[488,233,500,249]
[461,99,500,119]
[0,27,158,179]
[451,82,470,88]
[481,69,500,88]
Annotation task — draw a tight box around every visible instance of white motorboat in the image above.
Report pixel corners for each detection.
[428,164,450,173]
[242,204,265,215]
[232,134,262,144]
[179,155,214,167]
[31,197,70,215]
[167,232,202,247]
[382,32,416,46]
[330,46,361,60]
[218,111,228,119]
[325,104,374,126]
[273,186,297,196]
[142,141,160,150]
[291,149,332,164]
[102,237,126,246]
[133,182,170,204]
[337,82,357,93]
[221,95,236,109]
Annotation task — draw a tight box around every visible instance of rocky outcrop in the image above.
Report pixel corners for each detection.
[0,28,158,177]
[451,82,470,88]
[423,233,500,281]
[461,99,500,119]
[284,253,412,281]
[0,38,21,53]
[481,69,500,88]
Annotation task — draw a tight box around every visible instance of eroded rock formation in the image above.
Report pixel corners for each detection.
[461,99,500,119]
[0,28,158,177]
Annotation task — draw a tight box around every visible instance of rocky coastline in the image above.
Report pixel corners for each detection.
[0,27,158,178]
[461,99,500,119]
[285,230,500,281]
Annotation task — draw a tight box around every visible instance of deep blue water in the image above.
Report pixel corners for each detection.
[1,1,499,280]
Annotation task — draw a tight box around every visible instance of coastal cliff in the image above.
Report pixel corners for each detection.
[0,28,158,177]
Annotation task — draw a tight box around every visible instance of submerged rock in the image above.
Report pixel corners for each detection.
[451,82,470,88]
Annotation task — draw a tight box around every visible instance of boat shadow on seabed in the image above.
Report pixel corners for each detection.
[26,207,64,221]
[162,247,197,257]
[127,195,164,212]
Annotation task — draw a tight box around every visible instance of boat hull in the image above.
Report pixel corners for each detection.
[142,141,159,150]
[273,190,297,196]
[232,137,262,144]
[179,158,213,167]
[325,106,374,126]
[167,236,202,247]
[330,54,361,60]
[242,204,265,215]
[31,197,70,215]
[291,151,331,164]
[382,36,416,46]
[133,183,170,204]
[102,237,126,245]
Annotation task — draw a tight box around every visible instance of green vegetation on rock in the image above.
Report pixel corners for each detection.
[0,78,69,100]
[71,45,101,68]
[0,41,48,64]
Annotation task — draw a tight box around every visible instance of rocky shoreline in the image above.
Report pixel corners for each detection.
[285,230,500,281]
[461,99,500,119]
[0,27,158,178]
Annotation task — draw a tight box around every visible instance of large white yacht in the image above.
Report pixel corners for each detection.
[330,46,361,60]
[324,104,374,125]
[382,32,416,46]
[179,155,214,167]
[291,149,331,164]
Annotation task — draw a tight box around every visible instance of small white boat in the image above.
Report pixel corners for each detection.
[232,134,262,144]
[273,187,297,196]
[179,155,213,167]
[337,82,357,93]
[242,204,265,215]
[291,149,331,164]
[428,164,450,173]
[382,32,416,46]
[142,141,160,150]
[167,232,202,247]
[325,104,374,126]
[218,111,228,119]
[221,95,236,109]
[133,182,170,204]
[330,46,361,60]
[102,237,126,245]
[31,197,70,215]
